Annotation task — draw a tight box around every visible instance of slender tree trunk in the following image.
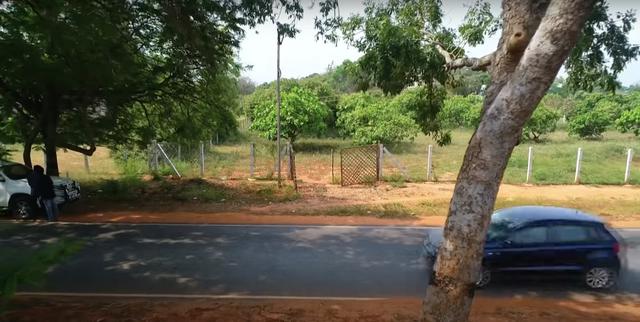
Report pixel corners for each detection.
[23,141,33,169]
[42,102,60,176]
[422,1,594,321]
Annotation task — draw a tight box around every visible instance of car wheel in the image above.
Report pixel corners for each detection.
[476,267,491,288]
[9,195,35,220]
[585,267,617,290]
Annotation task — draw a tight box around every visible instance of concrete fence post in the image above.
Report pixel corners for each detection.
[526,146,533,184]
[199,142,205,177]
[574,147,583,184]
[286,144,292,180]
[152,140,159,171]
[250,143,255,178]
[624,148,633,184]
[426,145,433,181]
[378,143,384,180]
[84,155,91,174]
[331,149,335,184]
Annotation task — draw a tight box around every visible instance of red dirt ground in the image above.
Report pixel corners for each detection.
[6,295,640,322]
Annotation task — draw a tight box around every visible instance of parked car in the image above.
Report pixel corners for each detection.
[423,206,623,290]
[0,161,81,219]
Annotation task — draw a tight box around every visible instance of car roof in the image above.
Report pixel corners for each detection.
[493,206,603,225]
[0,160,20,167]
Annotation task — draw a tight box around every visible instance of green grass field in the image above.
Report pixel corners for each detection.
[8,129,640,185]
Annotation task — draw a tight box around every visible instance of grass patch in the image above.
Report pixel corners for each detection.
[325,203,417,219]
[172,180,228,202]
[409,196,640,221]
[82,176,147,201]
[7,129,639,186]
[384,173,407,188]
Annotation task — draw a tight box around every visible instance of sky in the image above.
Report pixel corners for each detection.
[238,0,640,87]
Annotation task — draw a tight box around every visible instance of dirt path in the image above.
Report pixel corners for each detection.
[58,182,640,228]
[7,295,640,322]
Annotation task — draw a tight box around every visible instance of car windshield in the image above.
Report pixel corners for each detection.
[1,164,33,180]
[486,211,521,242]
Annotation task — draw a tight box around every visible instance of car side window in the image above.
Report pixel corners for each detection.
[2,165,32,180]
[510,226,548,244]
[548,225,601,243]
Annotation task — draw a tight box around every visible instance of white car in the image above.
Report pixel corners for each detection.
[0,161,81,219]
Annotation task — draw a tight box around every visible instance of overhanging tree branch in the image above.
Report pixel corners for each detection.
[434,44,494,71]
[58,142,97,156]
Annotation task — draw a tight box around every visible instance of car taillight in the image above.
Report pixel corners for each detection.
[613,242,620,254]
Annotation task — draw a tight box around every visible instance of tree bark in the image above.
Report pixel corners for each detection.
[42,101,60,176]
[421,1,595,321]
[22,141,33,169]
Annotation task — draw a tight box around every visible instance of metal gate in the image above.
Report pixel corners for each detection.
[340,144,380,186]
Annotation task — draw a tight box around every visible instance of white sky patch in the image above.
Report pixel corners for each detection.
[239,0,640,86]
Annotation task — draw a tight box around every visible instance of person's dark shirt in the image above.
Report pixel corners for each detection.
[27,172,38,196]
[28,173,56,199]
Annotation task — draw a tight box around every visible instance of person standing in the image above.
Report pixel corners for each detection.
[28,165,58,222]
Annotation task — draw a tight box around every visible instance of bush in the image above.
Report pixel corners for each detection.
[616,106,640,136]
[438,95,483,129]
[568,109,611,138]
[523,105,560,142]
[337,92,419,145]
[566,93,631,138]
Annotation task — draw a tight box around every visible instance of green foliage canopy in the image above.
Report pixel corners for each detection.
[616,106,640,136]
[337,92,419,145]
[250,87,329,142]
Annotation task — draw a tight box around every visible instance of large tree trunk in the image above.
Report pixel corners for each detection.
[421,1,595,321]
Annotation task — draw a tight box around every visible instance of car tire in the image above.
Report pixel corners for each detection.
[9,195,36,220]
[476,266,491,288]
[584,267,617,290]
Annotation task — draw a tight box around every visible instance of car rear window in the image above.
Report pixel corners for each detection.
[2,164,32,180]
[548,225,604,243]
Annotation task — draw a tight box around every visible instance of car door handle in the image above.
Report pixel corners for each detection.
[487,252,501,256]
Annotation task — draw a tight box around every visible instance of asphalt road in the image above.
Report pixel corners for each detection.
[1,222,638,298]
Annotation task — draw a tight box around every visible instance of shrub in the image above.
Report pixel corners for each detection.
[616,106,640,136]
[523,105,561,142]
[568,109,611,139]
[438,94,483,128]
[337,92,419,145]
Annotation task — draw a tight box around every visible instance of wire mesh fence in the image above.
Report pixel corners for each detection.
[133,139,640,186]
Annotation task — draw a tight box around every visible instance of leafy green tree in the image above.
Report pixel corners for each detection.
[616,106,640,136]
[337,92,419,145]
[341,0,450,96]
[448,70,491,96]
[0,1,247,175]
[250,87,329,143]
[438,95,483,129]
[522,105,561,142]
[566,93,631,138]
[0,0,341,176]
[327,59,371,93]
[565,1,640,92]
[388,86,450,144]
[568,109,611,138]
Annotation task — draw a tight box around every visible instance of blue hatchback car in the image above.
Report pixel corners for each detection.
[424,206,622,289]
